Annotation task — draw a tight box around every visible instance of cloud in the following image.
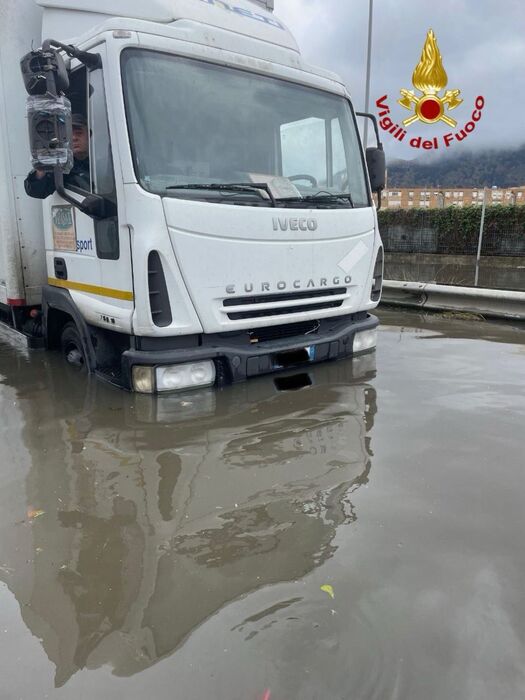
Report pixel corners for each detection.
[276,0,525,158]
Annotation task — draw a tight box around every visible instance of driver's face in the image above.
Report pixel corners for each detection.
[72,125,89,160]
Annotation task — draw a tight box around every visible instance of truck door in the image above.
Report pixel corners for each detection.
[44,46,134,334]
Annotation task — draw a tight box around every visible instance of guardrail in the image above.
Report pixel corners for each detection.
[381,281,525,321]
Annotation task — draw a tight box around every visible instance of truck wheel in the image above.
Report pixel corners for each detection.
[60,323,86,370]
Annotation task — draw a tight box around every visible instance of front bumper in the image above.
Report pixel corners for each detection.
[121,313,378,391]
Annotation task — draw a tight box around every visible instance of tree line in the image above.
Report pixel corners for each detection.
[387,144,525,188]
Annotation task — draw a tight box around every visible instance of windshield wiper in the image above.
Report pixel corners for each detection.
[166,182,276,207]
[276,191,355,208]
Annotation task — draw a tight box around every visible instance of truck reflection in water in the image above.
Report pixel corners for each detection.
[0,352,377,687]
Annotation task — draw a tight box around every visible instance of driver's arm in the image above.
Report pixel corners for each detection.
[24,169,56,199]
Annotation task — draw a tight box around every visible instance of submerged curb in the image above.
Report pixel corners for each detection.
[381,281,525,321]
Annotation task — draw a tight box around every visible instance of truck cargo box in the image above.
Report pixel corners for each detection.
[0,0,47,307]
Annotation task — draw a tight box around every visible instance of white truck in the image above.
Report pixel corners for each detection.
[0,0,385,393]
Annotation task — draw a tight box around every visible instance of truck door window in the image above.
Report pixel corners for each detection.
[66,67,91,193]
[89,69,119,260]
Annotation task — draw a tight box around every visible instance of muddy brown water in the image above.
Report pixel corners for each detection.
[0,310,524,700]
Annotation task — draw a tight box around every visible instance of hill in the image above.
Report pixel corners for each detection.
[387,144,525,188]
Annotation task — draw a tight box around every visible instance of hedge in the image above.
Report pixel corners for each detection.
[378,205,525,256]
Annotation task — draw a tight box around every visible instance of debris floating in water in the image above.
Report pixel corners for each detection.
[320,584,335,599]
[27,509,45,521]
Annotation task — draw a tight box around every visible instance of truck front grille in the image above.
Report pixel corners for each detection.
[223,287,347,321]
[223,287,345,307]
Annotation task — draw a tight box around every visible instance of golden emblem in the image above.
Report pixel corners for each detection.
[398,29,462,127]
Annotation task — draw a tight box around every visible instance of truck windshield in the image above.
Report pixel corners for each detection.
[121,49,370,207]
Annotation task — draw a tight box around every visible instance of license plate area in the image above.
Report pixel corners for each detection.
[274,372,313,391]
[273,346,314,369]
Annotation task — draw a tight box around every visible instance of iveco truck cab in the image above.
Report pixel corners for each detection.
[0,0,385,392]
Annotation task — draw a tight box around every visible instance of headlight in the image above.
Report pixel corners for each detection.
[353,328,377,354]
[156,361,216,393]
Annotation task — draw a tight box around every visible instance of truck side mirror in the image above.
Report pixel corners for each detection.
[22,47,73,174]
[26,95,73,173]
[365,146,386,194]
[21,48,69,96]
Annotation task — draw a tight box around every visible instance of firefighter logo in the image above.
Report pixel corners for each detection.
[398,29,462,128]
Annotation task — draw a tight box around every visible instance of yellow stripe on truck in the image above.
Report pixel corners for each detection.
[48,277,134,302]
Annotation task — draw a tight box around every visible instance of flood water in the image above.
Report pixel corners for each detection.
[0,310,524,700]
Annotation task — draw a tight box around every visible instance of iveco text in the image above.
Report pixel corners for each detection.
[272,217,318,232]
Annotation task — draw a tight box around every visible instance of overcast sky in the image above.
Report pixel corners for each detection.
[276,0,525,160]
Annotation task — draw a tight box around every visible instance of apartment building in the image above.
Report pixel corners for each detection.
[384,186,525,209]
